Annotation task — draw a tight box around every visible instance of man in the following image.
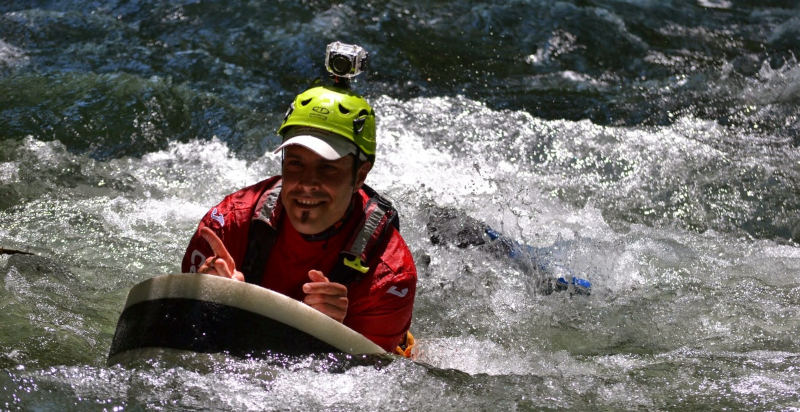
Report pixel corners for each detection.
[181,85,417,353]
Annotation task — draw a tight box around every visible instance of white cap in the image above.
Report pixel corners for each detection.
[273,127,357,160]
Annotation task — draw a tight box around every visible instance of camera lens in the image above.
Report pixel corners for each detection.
[330,54,352,76]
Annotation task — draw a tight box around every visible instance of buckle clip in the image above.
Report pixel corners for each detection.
[343,256,370,274]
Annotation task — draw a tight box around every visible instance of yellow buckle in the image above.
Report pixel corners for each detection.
[343,256,369,274]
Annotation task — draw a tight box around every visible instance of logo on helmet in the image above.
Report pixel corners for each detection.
[310,106,330,120]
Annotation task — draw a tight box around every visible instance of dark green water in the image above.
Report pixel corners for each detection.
[1,1,799,410]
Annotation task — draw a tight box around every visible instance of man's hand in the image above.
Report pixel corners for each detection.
[303,270,348,323]
[197,227,245,282]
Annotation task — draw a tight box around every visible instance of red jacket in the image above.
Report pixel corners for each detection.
[182,177,417,351]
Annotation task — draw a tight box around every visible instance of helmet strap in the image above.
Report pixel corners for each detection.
[351,150,373,191]
[351,155,361,189]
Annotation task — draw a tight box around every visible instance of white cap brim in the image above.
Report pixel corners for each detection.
[273,128,357,161]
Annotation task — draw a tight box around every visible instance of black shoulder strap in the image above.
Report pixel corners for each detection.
[361,184,400,231]
[327,184,399,285]
[241,179,282,284]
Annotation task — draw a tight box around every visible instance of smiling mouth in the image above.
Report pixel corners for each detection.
[294,198,325,208]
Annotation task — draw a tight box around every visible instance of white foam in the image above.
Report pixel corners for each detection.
[697,0,732,9]
[416,336,543,375]
[126,138,281,204]
[0,39,28,67]
[0,161,19,183]
[746,57,800,106]
[100,196,209,236]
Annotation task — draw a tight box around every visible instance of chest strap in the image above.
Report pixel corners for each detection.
[241,179,282,284]
[241,179,399,286]
[328,184,399,285]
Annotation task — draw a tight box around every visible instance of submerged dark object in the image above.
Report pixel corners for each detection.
[0,247,33,255]
[427,206,592,296]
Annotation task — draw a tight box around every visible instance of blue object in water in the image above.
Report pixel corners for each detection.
[485,227,592,295]
[555,276,592,295]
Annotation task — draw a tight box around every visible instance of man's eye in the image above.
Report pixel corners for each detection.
[320,164,341,174]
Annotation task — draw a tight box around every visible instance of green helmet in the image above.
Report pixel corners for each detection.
[278,85,376,160]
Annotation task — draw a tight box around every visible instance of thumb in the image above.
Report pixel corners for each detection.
[307,269,329,283]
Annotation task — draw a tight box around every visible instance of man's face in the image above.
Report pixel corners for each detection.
[280,145,370,235]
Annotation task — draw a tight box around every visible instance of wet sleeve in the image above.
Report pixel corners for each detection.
[344,262,417,352]
[181,220,214,273]
[181,210,219,273]
[180,200,244,273]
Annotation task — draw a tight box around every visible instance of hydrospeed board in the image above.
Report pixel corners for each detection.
[107,273,385,364]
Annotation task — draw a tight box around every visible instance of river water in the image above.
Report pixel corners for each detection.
[1,1,799,410]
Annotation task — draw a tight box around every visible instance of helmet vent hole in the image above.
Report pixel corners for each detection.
[300,98,312,106]
[338,104,350,114]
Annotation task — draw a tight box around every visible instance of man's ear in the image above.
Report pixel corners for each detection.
[354,161,372,191]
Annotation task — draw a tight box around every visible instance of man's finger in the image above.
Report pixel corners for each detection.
[303,270,346,296]
[197,256,219,275]
[212,256,232,278]
[198,256,225,276]
[307,269,328,283]
[303,295,348,323]
[200,227,234,266]
[303,281,347,295]
[304,293,348,307]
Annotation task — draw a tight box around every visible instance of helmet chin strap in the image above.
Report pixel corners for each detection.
[351,154,361,189]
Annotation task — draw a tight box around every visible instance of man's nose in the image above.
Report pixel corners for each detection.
[297,166,320,188]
